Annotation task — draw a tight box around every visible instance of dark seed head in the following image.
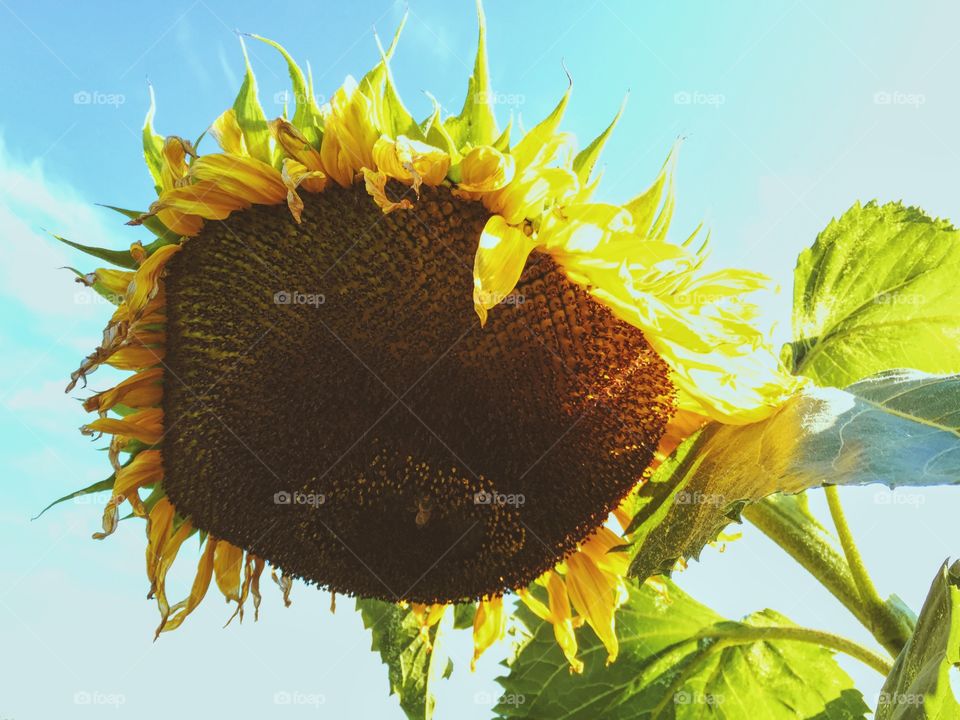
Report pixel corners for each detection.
[162,183,674,604]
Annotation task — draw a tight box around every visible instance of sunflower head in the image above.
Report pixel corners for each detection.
[57,1,799,666]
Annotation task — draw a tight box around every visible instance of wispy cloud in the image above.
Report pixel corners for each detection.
[0,134,130,320]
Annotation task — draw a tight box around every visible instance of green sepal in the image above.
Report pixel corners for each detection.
[232,35,272,164]
[99,205,180,245]
[510,76,572,172]
[142,83,164,193]
[631,143,680,243]
[249,34,325,148]
[51,233,137,269]
[452,602,477,630]
[32,474,116,520]
[443,0,499,149]
[64,267,122,305]
[371,17,424,141]
[572,93,627,184]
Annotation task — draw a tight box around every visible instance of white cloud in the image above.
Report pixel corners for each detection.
[0,135,131,319]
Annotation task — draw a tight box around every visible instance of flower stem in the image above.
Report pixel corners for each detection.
[696,624,894,675]
[743,495,912,658]
[823,486,885,609]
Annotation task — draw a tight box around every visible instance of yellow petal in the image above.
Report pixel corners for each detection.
[189,153,287,205]
[280,158,326,222]
[83,367,163,414]
[151,518,196,636]
[105,345,165,371]
[158,533,216,636]
[320,76,379,186]
[472,215,536,325]
[125,244,180,319]
[145,498,176,588]
[457,145,515,193]
[544,571,584,673]
[373,135,450,191]
[209,108,246,155]
[362,168,413,214]
[270,118,325,177]
[83,407,163,445]
[111,449,163,499]
[471,595,506,670]
[213,540,244,605]
[159,136,193,191]
[484,167,577,225]
[565,552,619,664]
[156,207,204,237]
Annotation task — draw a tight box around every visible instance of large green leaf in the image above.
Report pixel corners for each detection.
[876,561,960,719]
[356,598,448,720]
[496,580,868,719]
[785,201,960,388]
[626,370,960,580]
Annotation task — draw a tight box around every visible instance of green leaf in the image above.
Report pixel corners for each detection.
[51,233,137,269]
[786,201,960,388]
[232,35,272,164]
[876,560,960,719]
[497,580,868,719]
[626,370,960,580]
[32,474,115,520]
[443,0,499,148]
[357,598,448,720]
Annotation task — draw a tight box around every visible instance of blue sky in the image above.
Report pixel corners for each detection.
[1,1,958,718]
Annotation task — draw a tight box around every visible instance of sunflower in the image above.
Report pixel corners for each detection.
[56,3,801,672]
